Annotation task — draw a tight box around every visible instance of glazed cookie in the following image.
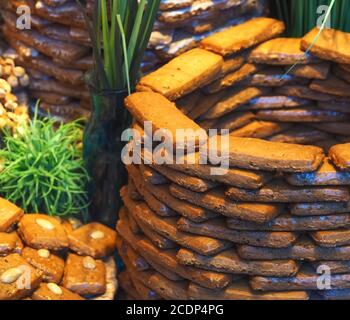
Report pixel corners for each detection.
[0,254,42,300]
[68,223,117,258]
[22,247,64,284]
[0,198,24,232]
[32,283,84,300]
[0,232,23,256]
[18,214,69,250]
[63,253,106,296]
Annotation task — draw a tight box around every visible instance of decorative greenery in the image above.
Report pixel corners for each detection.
[0,106,89,217]
[77,0,161,93]
[272,0,349,37]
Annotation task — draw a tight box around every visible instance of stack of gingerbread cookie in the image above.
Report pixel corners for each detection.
[0,198,118,300]
[117,17,350,300]
[147,0,266,70]
[0,0,92,121]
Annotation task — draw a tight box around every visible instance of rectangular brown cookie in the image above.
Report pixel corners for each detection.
[311,229,350,247]
[165,151,273,189]
[301,27,350,65]
[146,184,216,222]
[177,218,298,248]
[289,63,331,80]
[150,164,218,192]
[237,238,350,261]
[215,111,256,131]
[119,210,237,289]
[3,24,88,62]
[125,245,150,272]
[137,238,237,290]
[119,203,176,250]
[207,135,325,172]
[203,86,268,119]
[249,38,311,65]
[319,289,350,300]
[230,121,291,139]
[139,163,169,185]
[200,17,285,56]
[250,265,350,291]
[310,75,350,98]
[268,126,331,145]
[329,143,350,170]
[226,179,350,203]
[126,165,177,217]
[170,184,283,224]
[243,68,294,87]
[187,90,226,120]
[318,100,350,114]
[121,192,231,256]
[118,271,142,300]
[188,281,308,300]
[287,157,350,186]
[118,218,180,281]
[247,95,311,109]
[220,54,246,76]
[334,64,350,84]
[117,236,188,300]
[275,85,335,101]
[309,122,350,136]
[289,202,350,216]
[125,92,207,149]
[29,79,89,100]
[204,63,259,93]
[176,91,203,115]
[227,213,350,231]
[256,108,350,122]
[311,261,350,275]
[177,248,299,277]
[137,48,223,100]
[127,179,143,201]
[127,241,183,282]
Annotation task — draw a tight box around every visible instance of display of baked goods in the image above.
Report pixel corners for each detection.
[0,0,266,121]
[117,17,350,300]
[0,200,118,300]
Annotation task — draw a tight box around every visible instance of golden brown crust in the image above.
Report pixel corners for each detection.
[138,48,223,100]
[301,27,350,65]
[200,18,285,56]
[329,143,350,170]
[18,214,68,250]
[125,92,207,148]
[249,38,311,65]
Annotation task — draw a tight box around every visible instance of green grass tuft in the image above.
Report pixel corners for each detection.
[77,0,161,93]
[0,107,90,218]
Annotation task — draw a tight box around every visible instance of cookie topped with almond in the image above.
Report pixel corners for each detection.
[18,214,69,251]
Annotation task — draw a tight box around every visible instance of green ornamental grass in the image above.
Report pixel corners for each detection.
[273,0,350,37]
[0,109,90,217]
[77,0,161,93]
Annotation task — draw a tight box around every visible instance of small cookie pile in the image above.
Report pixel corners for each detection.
[0,198,118,300]
[1,0,91,121]
[118,17,350,300]
[0,52,29,134]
